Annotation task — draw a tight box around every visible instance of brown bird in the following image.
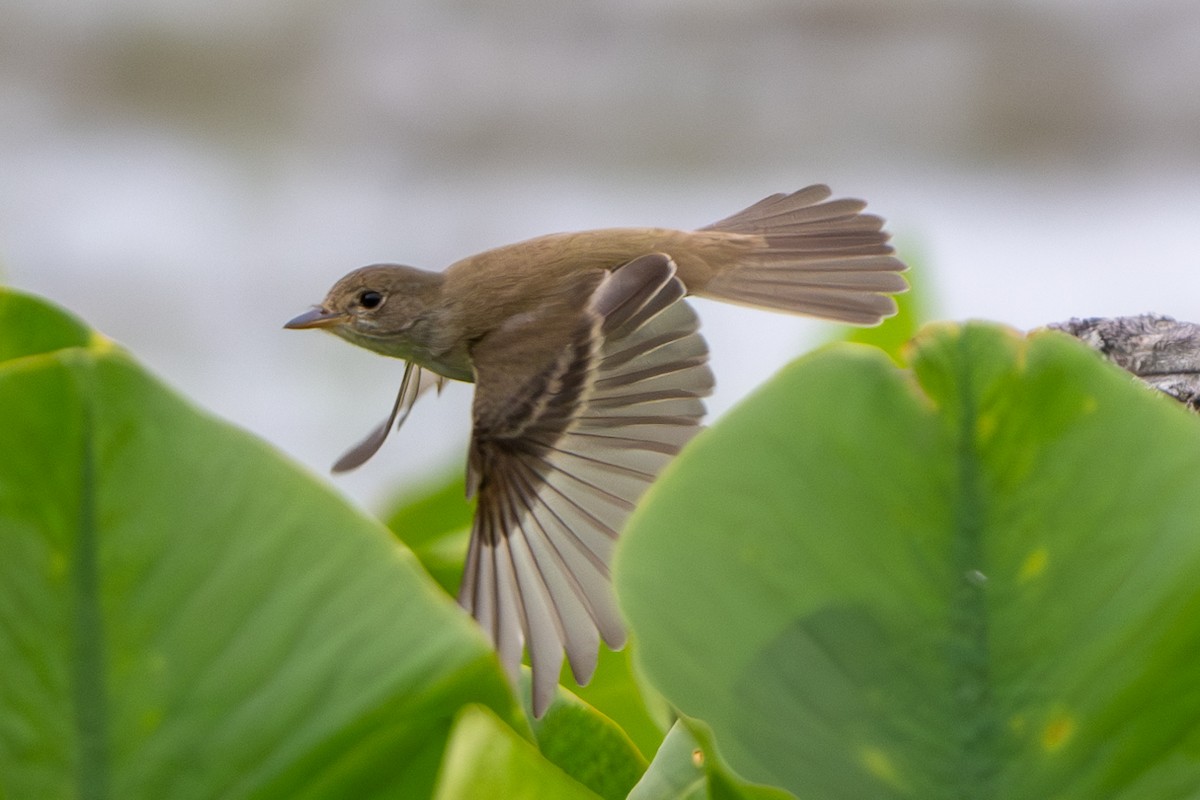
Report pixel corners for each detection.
[285,185,907,715]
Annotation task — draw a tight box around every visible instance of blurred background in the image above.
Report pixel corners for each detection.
[4,0,1199,510]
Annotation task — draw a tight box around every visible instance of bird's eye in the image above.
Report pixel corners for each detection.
[358,290,383,310]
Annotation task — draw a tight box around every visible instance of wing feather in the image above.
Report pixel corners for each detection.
[461,253,712,715]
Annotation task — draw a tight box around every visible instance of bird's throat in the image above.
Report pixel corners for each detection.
[333,322,474,382]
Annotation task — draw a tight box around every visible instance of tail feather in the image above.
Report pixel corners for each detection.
[731,264,910,292]
[696,185,908,325]
[761,232,892,256]
[704,285,899,326]
[701,185,840,231]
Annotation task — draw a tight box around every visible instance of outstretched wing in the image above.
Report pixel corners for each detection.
[461,253,713,715]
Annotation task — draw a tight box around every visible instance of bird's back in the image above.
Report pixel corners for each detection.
[438,185,907,365]
[440,227,742,341]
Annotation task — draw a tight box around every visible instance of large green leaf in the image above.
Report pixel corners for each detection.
[617,321,1200,798]
[0,288,92,362]
[628,722,707,800]
[0,289,517,799]
[432,705,600,800]
[385,474,474,597]
[558,645,669,761]
[522,678,647,800]
[630,721,794,800]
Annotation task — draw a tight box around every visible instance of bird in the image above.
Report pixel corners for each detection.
[285,185,907,716]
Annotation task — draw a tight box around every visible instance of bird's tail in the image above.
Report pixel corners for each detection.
[694,185,908,326]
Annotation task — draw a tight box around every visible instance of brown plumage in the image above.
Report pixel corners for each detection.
[285,185,907,715]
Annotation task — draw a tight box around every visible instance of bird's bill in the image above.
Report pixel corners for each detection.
[284,307,347,329]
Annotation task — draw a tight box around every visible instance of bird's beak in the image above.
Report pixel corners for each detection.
[284,307,346,330]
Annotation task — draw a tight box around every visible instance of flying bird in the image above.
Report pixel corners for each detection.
[285,185,907,715]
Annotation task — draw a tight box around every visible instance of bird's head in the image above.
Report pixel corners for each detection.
[284,264,444,357]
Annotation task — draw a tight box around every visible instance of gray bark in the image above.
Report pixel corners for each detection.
[1047,314,1200,410]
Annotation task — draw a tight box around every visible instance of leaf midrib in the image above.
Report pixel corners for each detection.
[945,333,999,799]
[68,353,110,800]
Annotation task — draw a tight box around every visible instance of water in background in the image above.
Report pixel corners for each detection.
[4,0,1199,509]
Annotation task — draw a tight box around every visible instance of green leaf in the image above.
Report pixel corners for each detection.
[385,473,474,551]
[0,287,93,364]
[560,645,669,761]
[617,321,1200,798]
[522,678,647,800]
[384,474,474,597]
[0,290,517,799]
[630,721,794,800]
[629,722,707,800]
[432,705,600,800]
